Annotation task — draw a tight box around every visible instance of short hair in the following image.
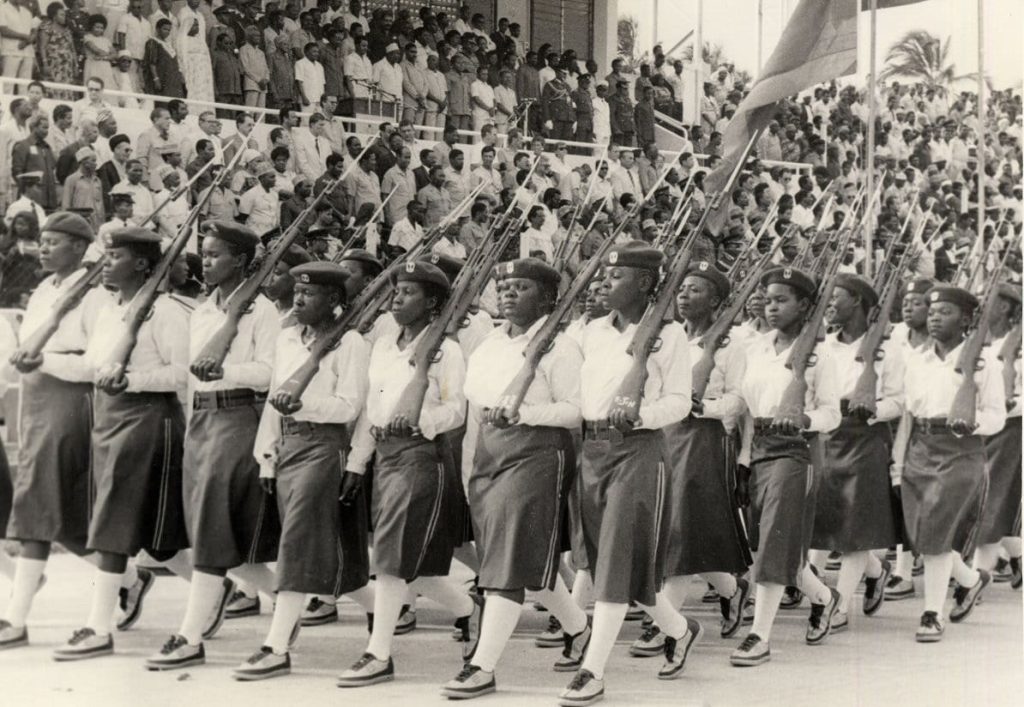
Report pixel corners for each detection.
[449,149,464,161]
[326,152,344,168]
[156,18,171,30]
[236,112,254,126]
[480,124,496,137]
[88,12,107,28]
[419,148,434,162]
[471,201,488,217]
[196,139,213,152]
[53,104,73,122]
[481,145,496,157]
[125,158,142,169]
[270,146,291,161]
[309,112,326,126]
[86,76,105,89]
[167,99,186,114]
[270,127,285,143]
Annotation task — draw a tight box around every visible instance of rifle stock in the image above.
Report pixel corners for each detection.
[19,259,105,358]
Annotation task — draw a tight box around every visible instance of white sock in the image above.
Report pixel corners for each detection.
[798,564,832,605]
[452,544,481,574]
[179,571,226,644]
[85,569,124,636]
[158,550,194,581]
[835,552,869,613]
[662,575,690,609]
[922,553,954,616]
[4,557,47,627]
[366,575,406,660]
[865,551,882,577]
[265,591,304,654]
[750,583,785,641]
[231,563,277,598]
[807,549,829,572]
[536,575,588,635]
[973,543,1002,572]
[895,547,914,578]
[703,572,738,599]
[950,552,980,588]
[571,569,593,610]
[636,591,687,639]
[0,552,15,581]
[1002,537,1022,558]
[580,601,628,679]
[470,594,521,672]
[344,582,376,612]
[409,576,473,617]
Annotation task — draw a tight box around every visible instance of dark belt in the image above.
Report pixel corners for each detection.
[582,420,653,444]
[281,417,321,435]
[192,388,266,411]
[913,417,951,435]
[752,417,810,437]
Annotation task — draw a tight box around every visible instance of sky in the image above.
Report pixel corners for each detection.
[620,0,1023,89]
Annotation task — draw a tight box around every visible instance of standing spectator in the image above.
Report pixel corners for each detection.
[417,164,451,228]
[372,43,404,119]
[10,114,58,212]
[62,146,104,231]
[5,170,46,226]
[64,0,89,74]
[36,2,79,99]
[516,51,541,129]
[401,43,428,125]
[573,74,595,144]
[238,163,281,237]
[222,112,258,167]
[47,103,74,156]
[344,37,373,114]
[211,31,244,112]
[110,158,154,224]
[136,107,175,190]
[114,0,148,89]
[0,0,39,86]
[238,26,269,109]
[666,60,685,120]
[289,10,317,60]
[609,80,635,146]
[424,53,448,129]
[185,138,216,198]
[0,209,43,308]
[83,14,116,91]
[381,144,416,226]
[342,0,369,36]
[446,54,472,132]
[267,33,296,109]
[343,151,381,216]
[635,86,656,149]
[149,0,178,37]
[97,132,132,207]
[494,69,516,133]
[593,82,611,147]
[143,18,185,98]
[322,28,347,105]
[295,42,327,108]
[470,65,495,132]
[293,113,334,183]
[177,0,214,103]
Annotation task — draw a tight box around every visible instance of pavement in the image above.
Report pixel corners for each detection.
[1,555,1021,707]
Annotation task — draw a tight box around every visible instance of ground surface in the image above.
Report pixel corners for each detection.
[1,555,1021,706]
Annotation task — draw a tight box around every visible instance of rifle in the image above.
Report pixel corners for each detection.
[551,147,607,266]
[949,247,1013,431]
[691,239,783,401]
[331,184,399,263]
[772,224,856,427]
[998,321,1022,409]
[191,136,378,378]
[726,201,778,280]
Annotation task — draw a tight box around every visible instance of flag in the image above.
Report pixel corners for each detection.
[704,0,859,217]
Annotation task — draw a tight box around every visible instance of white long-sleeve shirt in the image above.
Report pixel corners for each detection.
[189,287,279,393]
[903,340,1007,437]
[579,313,692,429]
[464,316,581,429]
[685,325,747,432]
[820,330,904,423]
[253,327,369,475]
[345,326,466,473]
[22,269,112,383]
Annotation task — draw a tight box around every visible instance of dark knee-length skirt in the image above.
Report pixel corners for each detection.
[812,416,898,552]
[6,372,93,546]
[0,442,11,539]
[372,433,463,580]
[580,429,669,606]
[749,431,817,586]
[183,393,280,569]
[88,391,189,556]
[901,426,987,556]
[566,428,588,570]
[978,417,1022,544]
[469,424,575,593]
[663,417,751,577]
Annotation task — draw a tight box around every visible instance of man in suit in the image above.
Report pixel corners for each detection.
[541,66,576,141]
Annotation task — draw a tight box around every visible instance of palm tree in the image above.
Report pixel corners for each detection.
[880,30,984,97]
[680,41,725,70]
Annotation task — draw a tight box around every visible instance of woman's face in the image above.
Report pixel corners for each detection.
[764,283,809,331]
[201,236,245,287]
[12,217,30,238]
[497,277,547,328]
[926,301,968,342]
[91,21,104,36]
[601,266,648,312]
[901,292,928,329]
[391,281,435,327]
[102,246,143,290]
[55,8,66,24]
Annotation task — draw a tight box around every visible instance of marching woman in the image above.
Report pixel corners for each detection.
[973,283,1022,587]
[337,261,482,688]
[632,261,751,660]
[900,284,1005,641]
[731,266,841,667]
[146,221,282,670]
[54,228,191,660]
[560,242,701,707]
[810,274,904,632]
[441,258,591,699]
[235,262,369,680]
[0,314,17,584]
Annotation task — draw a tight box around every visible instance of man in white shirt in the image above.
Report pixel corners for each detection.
[372,43,404,118]
[109,159,154,225]
[470,66,495,132]
[341,0,369,34]
[611,149,642,199]
[593,83,611,147]
[238,163,281,237]
[0,0,38,81]
[115,0,149,88]
[344,37,373,108]
[388,199,425,254]
[292,113,334,184]
[295,42,327,108]
[469,144,502,207]
[401,44,429,126]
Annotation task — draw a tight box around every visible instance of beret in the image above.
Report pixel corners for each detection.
[926,285,978,312]
[280,244,313,268]
[109,133,130,151]
[42,212,94,242]
[684,261,730,300]
[420,252,463,282]
[760,266,817,298]
[905,278,935,296]
[835,273,879,308]
[603,240,664,271]
[290,262,349,290]
[494,257,561,288]
[997,282,1022,305]
[338,248,383,271]
[75,147,97,162]
[395,260,450,295]
[107,227,161,252]
[203,220,259,249]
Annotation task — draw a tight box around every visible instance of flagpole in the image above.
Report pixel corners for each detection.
[976,0,985,252]
[863,0,878,279]
[757,0,764,75]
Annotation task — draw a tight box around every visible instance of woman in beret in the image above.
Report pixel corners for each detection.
[632,261,751,661]
[560,241,700,707]
[234,262,370,680]
[900,285,1006,642]
[146,220,282,671]
[731,266,842,667]
[441,258,589,699]
[809,274,903,633]
[338,261,481,688]
[54,228,191,660]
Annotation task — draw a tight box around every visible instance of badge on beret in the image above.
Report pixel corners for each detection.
[505,262,515,274]
[405,262,416,273]
[929,291,939,302]
[698,261,709,271]
[299,273,310,284]
[609,252,619,265]
[783,267,792,279]
[429,254,440,264]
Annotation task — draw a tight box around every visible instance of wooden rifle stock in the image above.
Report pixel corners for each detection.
[18,259,105,358]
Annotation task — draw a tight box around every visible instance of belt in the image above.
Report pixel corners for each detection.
[913,417,951,434]
[582,420,653,443]
[281,417,321,435]
[192,389,266,411]
[752,417,811,437]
